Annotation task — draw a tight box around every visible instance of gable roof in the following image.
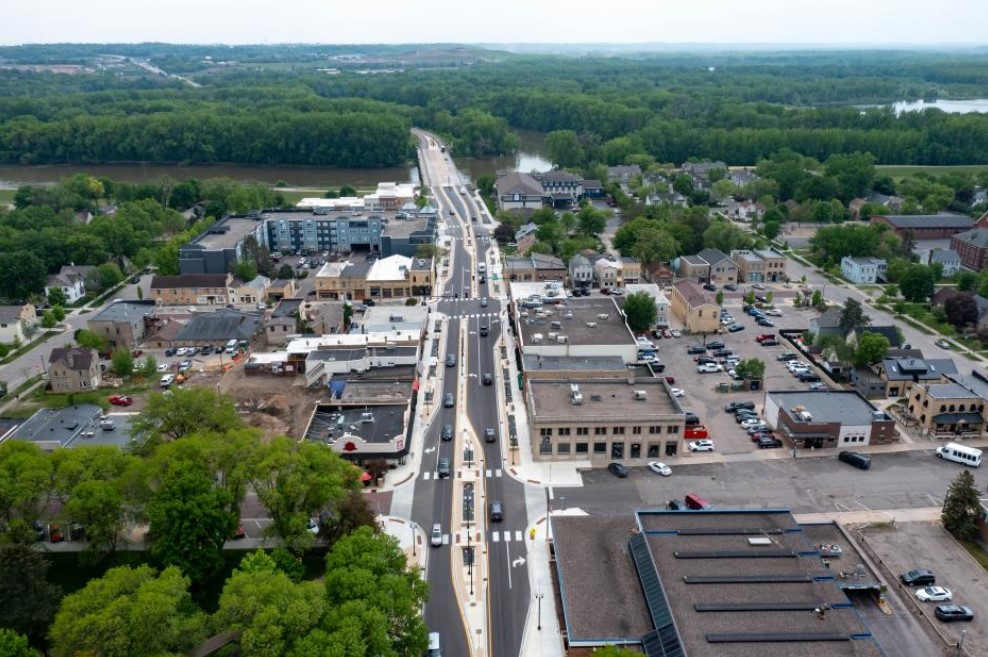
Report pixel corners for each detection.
[696,248,733,267]
[673,280,716,307]
[854,325,902,348]
[812,307,842,328]
[929,249,960,264]
[495,171,544,197]
[877,214,974,230]
[952,228,988,248]
[49,347,96,371]
[47,264,94,287]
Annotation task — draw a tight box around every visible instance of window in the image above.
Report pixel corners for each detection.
[575,443,589,454]
[540,428,552,438]
[613,427,625,435]
[630,443,641,459]
[557,443,571,455]
[539,437,552,455]
[667,425,679,434]
[558,427,571,436]
[648,426,661,434]
[576,427,589,436]
[611,443,624,459]
[593,442,607,454]
[647,444,660,458]
[632,426,642,435]
[594,427,607,436]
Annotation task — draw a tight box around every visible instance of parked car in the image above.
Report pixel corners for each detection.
[725,401,756,413]
[482,372,493,385]
[764,309,783,317]
[431,524,444,547]
[669,387,685,397]
[751,283,766,290]
[724,283,738,291]
[740,417,765,429]
[484,428,497,443]
[756,317,775,327]
[777,352,798,361]
[728,324,745,332]
[705,341,725,350]
[745,424,770,435]
[797,373,821,383]
[697,363,724,373]
[935,339,951,349]
[757,436,783,448]
[669,329,681,338]
[685,426,708,439]
[760,339,780,346]
[687,345,707,355]
[839,451,872,470]
[934,604,973,622]
[916,586,952,602]
[755,333,776,342]
[900,569,935,586]
[648,462,672,476]
[108,394,133,406]
[702,283,717,292]
[688,440,715,452]
[164,347,178,357]
[712,348,733,358]
[607,462,629,478]
[667,500,683,510]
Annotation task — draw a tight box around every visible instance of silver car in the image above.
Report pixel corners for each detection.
[431,523,443,547]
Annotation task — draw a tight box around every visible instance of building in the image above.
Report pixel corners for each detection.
[231,276,270,306]
[265,298,302,346]
[172,309,262,348]
[731,248,788,283]
[178,215,266,275]
[621,283,670,329]
[47,347,101,393]
[314,255,434,301]
[619,256,641,285]
[520,355,631,382]
[266,278,296,301]
[809,307,842,339]
[676,255,710,283]
[871,213,975,239]
[607,164,641,185]
[681,160,727,187]
[151,274,234,307]
[567,254,593,289]
[512,295,639,363]
[295,182,416,213]
[303,301,346,336]
[840,256,887,284]
[532,170,584,207]
[0,303,37,345]
[5,405,130,451]
[853,357,957,399]
[950,228,988,271]
[907,377,988,438]
[917,248,961,277]
[551,509,886,655]
[86,300,158,349]
[46,264,94,304]
[850,325,902,349]
[763,390,897,449]
[503,253,566,283]
[593,257,621,290]
[669,281,719,334]
[494,172,547,211]
[696,248,738,285]
[525,378,686,463]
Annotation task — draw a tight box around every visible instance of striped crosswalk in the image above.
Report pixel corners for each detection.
[422,468,502,481]
[490,530,524,543]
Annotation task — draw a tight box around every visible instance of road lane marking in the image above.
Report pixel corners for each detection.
[492,531,500,542]
[515,531,523,541]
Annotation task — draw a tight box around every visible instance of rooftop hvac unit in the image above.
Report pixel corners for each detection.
[360,412,374,423]
[586,322,598,328]
[634,390,648,400]
[571,393,584,405]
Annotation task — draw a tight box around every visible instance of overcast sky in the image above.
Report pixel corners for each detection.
[2,0,986,46]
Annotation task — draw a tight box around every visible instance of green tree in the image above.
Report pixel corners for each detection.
[63,480,126,557]
[824,151,876,203]
[941,470,981,541]
[0,253,46,299]
[233,259,258,282]
[576,206,606,236]
[734,358,766,380]
[945,295,979,328]
[73,329,107,351]
[898,265,935,302]
[811,289,824,308]
[592,646,646,657]
[956,271,978,292]
[715,291,725,306]
[0,629,40,657]
[40,310,57,329]
[46,287,67,307]
[701,220,751,253]
[276,263,295,279]
[622,291,658,333]
[51,305,66,322]
[131,388,242,449]
[0,442,51,544]
[838,299,870,336]
[253,437,360,554]
[544,130,585,168]
[339,185,358,197]
[0,545,61,644]
[630,228,679,266]
[49,565,206,657]
[110,348,134,379]
[853,332,890,367]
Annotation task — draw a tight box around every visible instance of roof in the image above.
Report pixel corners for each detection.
[516,297,636,349]
[673,281,716,308]
[174,310,262,342]
[951,228,988,248]
[304,403,407,445]
[768,390,884,425]
[812,308,842,328]
[0,305,28,323]
[47,264,94,287]
[842,256,886,266]
[193,217,262,249]
[569,254,592,268]
[924,383,980,399]
[533,170,583,183]
[496,171,544,197]
[10,405,105,449]
[681,255,708,266]
[932,411,984,424]
[880,358,957,381]
[876,214,974,230]
[151,274,229,290]
[272,298,303,319]
[367,255,412,282]
[48,347,96,371]
[930,248,960,264]
[932,287,972,306]
[88,299,157,324]
[696,248,732,266]
[528,378,683,423]
[945,372,988,400]
[521,354,629,372]
[854,325,901,348]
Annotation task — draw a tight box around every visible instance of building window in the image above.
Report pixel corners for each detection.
[667,425,679,434]
[648,426,661,434]
[630,443,641,459]
[540,428,553,438]
[558,427,571,436]
[594,427,607,436]
[647,444,660,458]
[576,427,589,436]
[575,443,588,454]
[611,442,624,459]
[613,427,625,435]
[632,426,642,435]
[540,438,552,455]
[593,442,607,454]
[557,443,571,455]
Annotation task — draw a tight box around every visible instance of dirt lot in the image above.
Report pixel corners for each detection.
[862,521,987,656]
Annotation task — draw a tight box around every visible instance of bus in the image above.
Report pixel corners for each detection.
[936,442,982,468]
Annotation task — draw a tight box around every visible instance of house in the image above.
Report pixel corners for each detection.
[305,301,346,336]
[151,273,234,307]
[265,299,301,346]
[853,357,957,400]
[47,347,101,393]
[231,276,271,306]
[606,165,641,185]
[0,303,37,345]
[695,248,738,285]
[503,253,566,283]
[669,281,719,334]
[721,199,764,222]
[620,257,641,285]
[644,185,689,208]
[871,213,974,239]
[494,172,546,211]
[514,223,539,255]
[950,228,988,270]
[730,248,787,283]
[622,283,670,328]
[266,278,297,301]
[850,325,902,349]
[809,307,842,339]
[314,255,433,301]
[87,300,158,349]
[729,169,760,188]
[582,180,605,198]
[568,254,593,290]
[931,286,972,309]
[676,255,710,283]
[681,160,727,188]
[916,249,961,277]
[764,390,897,448]
[840,256,887,285]
[46,264,94,304]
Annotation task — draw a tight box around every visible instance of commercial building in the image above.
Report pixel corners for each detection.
[494,172,546,211]
[906,376,988,438]
[503,253,566,283]
[513,296,639,363]
[178,216,266,275]
[871,213,975,239]
[695,248,738,285]
[567,254,593,290]
[86,300,158,349]
[840,256,887,285]
[551,508,885,654]
[621,283,670,329]
[950,228,988,271]
[5,405,131,451]
[313,255,434,301]
[151,274,234,307]
[172,309,262,349]
[763,390,897,449]
[669,281,719,334]
[48,347,101,393]
[525,378,686,462]
[677,255,710,283]
[731,248,788,283]
[852,356,957,400]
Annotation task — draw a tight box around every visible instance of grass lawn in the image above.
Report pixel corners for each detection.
[0,189,15,204]
[876,164,988,180]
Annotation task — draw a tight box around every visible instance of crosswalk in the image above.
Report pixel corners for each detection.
[421,468,503,481]
[490,530,524,543]
[446,312,500,320]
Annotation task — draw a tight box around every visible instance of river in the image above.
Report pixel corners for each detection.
[0,130,551,190]
[859,98,988,115]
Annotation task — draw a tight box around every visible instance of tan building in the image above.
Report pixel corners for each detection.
[696,249,738,285]
[231,276,270,305]
[48,347,101,393]
[677,255,710,283]
[314,255,433,301]
[504,253,566,283]
[669,281,719,334]
[907,382,987,439]
[267,278,297,301]
[731,248,788,283]
[0,303,37,345]
[87,300,158,349]
[151,274,234,306]
[525,378,686,463]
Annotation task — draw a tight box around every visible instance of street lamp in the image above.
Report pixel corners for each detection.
[536,591,545,630]
[956,629,966,657]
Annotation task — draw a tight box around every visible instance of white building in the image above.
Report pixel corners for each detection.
[840,256,887,285]
[622,284,671,329]
[46,264,93,304]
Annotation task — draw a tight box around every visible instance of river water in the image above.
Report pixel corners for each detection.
[858,98,988,115]
[0,129,552,190]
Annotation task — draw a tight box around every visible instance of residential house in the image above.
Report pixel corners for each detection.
[932,287,972,309]
[47,347,101,393]
[622,283,670,328]
[763,390,897,449]
[677,255,710,283]
[669,281,719,334]
[729,169,760,189]
[695,248,739,285]
[266,299,301,346]
[568,254,594,290]
[0,303,37,345]
[950,228,988,270]
[151,273,234,307]
[494,172,546,211]
[606,165,641,185]
[917,249,961,277]
[582,180,605,198]
[681,161,727,188]
[730,248,788,283]
[644,185,689,208]
[871,214,974,239]
[849,193,905,219]
[809,308,842,340]
[514,223,539,255]
[87,300,158,349]
[46,264,94,304]
[314,255,433,301]
[840,256,887,285]
[503,253,566,283]
[721,199,764,222]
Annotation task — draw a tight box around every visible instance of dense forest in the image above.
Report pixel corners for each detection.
[2,45,988,166]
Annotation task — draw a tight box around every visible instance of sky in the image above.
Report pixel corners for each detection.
[2,0,987,47]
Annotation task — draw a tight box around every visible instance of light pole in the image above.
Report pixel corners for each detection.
[536,591,545,630]
[411,521,416,558]
[956,629,966,657]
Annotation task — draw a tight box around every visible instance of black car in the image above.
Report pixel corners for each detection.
[900,569,936,586]
[798,373,821,383]
[725,401,756,413]
[443,393,455,408]
[702,283,717,292]
[445,354,456,367]
[724,283,738,291]
[686,345,706,355]
[437,458,451,479]
[705,341,725,350]
[713,349,733,358]
[760,339,780,346]
[735,412,759,423]
[650,363,666,372]
[482,372,493,385]
[484,428,497,443]
[441,424,453,441]
[608,463,629,478]
[165,347,177,357]
[685,413,701,427]
[488,501,504,522]
[757,436,783,449]
[667,500,683,510]
[935,604,973,622]
[838,451,871,470]
[776,352,797,361]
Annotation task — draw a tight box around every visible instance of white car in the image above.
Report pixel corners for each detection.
[157,363,169,372]
[670,388,685,397]
[697,363,724,373]
[175,347,188,356]
[688,440,715,452]
[721,317,734,325]
[648,462,672,476]
[306,518,319,535]
[670,329,682,338]
[740,418,764,428]
[764,309,783,317]
[916,586,952,602]
[788,361,809,373]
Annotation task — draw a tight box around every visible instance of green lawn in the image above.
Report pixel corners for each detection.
[0,189,15,204]
[876,164,988,180]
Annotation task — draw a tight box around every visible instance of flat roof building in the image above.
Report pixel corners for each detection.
[514,296,638,363]
[764,390,897,449]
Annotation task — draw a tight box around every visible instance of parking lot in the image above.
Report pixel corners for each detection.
[659,296,825,456]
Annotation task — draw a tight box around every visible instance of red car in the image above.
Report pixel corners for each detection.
[685,426,709,439]
[108,395,133,406]
[49,523,64,543]
[131,349,144,357]
[755,333,776,342]
[664,376,676,385]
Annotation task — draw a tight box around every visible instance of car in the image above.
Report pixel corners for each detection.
[100,419,116,431]
[687,345,706,355]
[728,324,745,332]
[749,431,773,442]
[441,424,453,441]
[482,372,493,385]
[200,345,213,355]
[49,523,64,543]
[697,363,724,373]
[776,352,797,361]
[164,347,178,357]
[175,347,188,357]
[484,428,497,443]
[178,360,192,372]
[760,339,780,346]
[688,440,715,452]
[232,525,246,540]
[664,376,676,385]
[157,363,169,372]
[755,295,768,303]
[108,394,133,406]
[751,283,766,290]
[757,436,783,448]
[740,417,765,428]
[745,424,770,435]
[437,458,451,478]
[685,426,708,439]
[808,382,830,391]
[764,309,783,317]
[916,586,953,602]
[160,374,176,388]
[756,317,775,327]
[839,450,872,470]
[705,341,725,350]
[900,569,935,586]
[669,329,681,338]
[431,524,444,547]
[934,604,973,622]
[725,401,756,413]
[724,283,738,291]
[667,500,683,510]
[935,339,951,349]
[684,412,700,426]
[755,333,775,342]
[670,387,685,397]
[306,518,319,535]
[735,412,759,424]
[702,283,717,292]
[131,348,143,357]
[648,462,672,476]
[607,462,629,478]
[712,349,733,358]
[443,393,455,408]
[797,373,821,383]
[788,361,810,373]
[445,354,456,367]
[480,297,488,307]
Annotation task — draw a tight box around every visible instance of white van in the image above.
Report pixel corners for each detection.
[936,442,982,467]
[225,339,238,355]
[427,632,441,657]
